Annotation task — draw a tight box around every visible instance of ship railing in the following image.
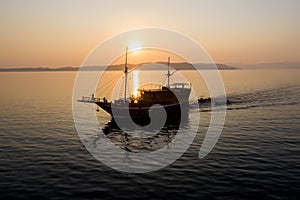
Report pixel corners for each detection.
[78,96,108,103]
[94,98,101,102]
[169,83,191,89]
[79,96,94,102]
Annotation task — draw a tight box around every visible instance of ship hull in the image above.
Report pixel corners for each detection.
[96,84,191,126]
[95,101,188,126]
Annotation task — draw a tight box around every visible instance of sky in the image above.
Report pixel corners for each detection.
[0,0,299,68]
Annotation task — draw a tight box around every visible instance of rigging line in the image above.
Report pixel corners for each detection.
[98,76,124,97]
[95,77,119,93]
[127,64,144,74]
[170,77,175,85]
[100,72,133,98]
[100,80,119,95]
[170,69,179,75]
[96,80,120,97]
[95,64,140,94]
[95,71,123,93]
[160,75,167,86]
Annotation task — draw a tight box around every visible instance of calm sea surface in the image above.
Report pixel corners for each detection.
[0,70,300,200]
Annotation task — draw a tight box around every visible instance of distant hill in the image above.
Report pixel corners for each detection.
[0,66,78,72]
[155,62,238,70]
[238,62,300,69]
[0,62,239,72]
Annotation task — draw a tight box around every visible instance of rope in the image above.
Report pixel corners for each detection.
[95,71,123,93]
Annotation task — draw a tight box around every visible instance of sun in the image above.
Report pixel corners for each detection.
[129,41,141,53]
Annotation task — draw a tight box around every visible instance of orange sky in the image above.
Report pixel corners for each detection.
[0,0,299,68]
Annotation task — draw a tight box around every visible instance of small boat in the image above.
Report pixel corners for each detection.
[198,97,231,106]
[95,48,191,125]
[198,97,211,104]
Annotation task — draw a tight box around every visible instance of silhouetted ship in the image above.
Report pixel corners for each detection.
[95,48,191,125]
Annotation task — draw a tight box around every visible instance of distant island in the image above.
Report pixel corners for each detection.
[0,62,239,72]
[238,62,300,69]
[0,66,78,72]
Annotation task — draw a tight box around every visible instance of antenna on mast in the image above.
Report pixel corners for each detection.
[166,57,179,88]
[124,47,128,102]
[167,57,170,88]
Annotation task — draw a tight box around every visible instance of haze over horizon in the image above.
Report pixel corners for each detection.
[0,0,299,68]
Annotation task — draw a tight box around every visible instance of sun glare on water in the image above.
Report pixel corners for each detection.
[132,70,139,97]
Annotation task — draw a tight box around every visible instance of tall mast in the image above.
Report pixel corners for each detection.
[167,56,170,88]
[124,47,128,102]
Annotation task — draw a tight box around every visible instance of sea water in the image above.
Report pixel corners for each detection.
[0,70,299,199]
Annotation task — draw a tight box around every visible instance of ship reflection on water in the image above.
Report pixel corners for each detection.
[101,107,189,153]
